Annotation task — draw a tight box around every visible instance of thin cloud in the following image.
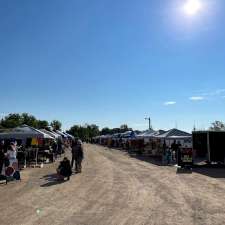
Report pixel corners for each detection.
[164,101,176,105]
[201,89,225,96]
[189,96,204,101]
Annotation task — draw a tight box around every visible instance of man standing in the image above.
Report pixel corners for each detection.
[162,140,167,165]
[51,140,58,161]
[71,139,84,173]
[171,140,178,163]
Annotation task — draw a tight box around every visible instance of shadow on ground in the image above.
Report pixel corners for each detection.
[192,167,225,179]
[107,146,164,167]
[40,173,68,187]
[129,154,163,166]
[129,152,225,178]
[103,145,225,179]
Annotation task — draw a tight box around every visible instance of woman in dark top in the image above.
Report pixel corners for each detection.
[57,157,72,181]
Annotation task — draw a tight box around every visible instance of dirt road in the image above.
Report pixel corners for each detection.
[1,144,225,225]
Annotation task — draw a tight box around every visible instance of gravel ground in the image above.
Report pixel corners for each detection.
[0,144,225,225]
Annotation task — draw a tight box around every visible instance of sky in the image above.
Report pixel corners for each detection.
[0,0,225,132]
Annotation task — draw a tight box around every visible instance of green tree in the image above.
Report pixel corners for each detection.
[209,121,225,131]
[1,113,23,128]
[21,113,38,128]
[87,124,100,138]
[101,127,112,135]
[67,125,80,138]
[111,128,121,134]
[120,124,130,133]
[37,120,49,129]
[67,124,100,140]
[51,120,62,131]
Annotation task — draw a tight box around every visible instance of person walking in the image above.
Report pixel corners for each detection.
[7,142,18,169]
[71,139,77,170]
[166,147,172,165]
[162,140,167,165]
[171,140,178,163]
[71,139,84,173]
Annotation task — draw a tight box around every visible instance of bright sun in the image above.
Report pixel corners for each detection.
[183,0,202,16]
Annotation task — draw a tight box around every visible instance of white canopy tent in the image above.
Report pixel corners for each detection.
[63,132,75,140]
[155,128,192,148]
[0,125,54,144]
[137,130,165,143]
[55,130,68,138]
[40,129,61,139]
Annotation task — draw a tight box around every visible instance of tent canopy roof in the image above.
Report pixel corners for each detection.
[63,132,74,139]
[40,129,60,139]
[55,130,68,138]
[155,128,191,139]
[121,131,136,138]
[0,125,54,139]
[137,130,166,138]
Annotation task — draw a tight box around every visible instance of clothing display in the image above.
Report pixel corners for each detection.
[37,138,44,146]
[31,138,38,146]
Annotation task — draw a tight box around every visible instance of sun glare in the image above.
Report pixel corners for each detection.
[183,0,202,16]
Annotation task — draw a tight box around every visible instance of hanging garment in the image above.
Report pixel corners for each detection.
[31,138,38,146]
[37,138,44,146]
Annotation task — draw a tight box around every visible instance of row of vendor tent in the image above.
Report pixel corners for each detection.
[40,129,62,139]
[95,128,191,142]
[136,130,165,139]
[137,129,192,146]
[40,129,74,140]
[0,125,74,146]
[93,128,192,155]
[94,131,137,141]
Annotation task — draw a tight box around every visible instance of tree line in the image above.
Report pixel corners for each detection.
[66,124,133,141]
[1,113,224,140]
[0,113,62,130]
[0,113,133,140]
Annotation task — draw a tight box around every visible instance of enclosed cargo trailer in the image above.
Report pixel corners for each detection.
[192,131,225,163]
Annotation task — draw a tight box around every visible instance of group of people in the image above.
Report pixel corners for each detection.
[56,139,84,181]
[162,140,181,165]
[0,137,84,182]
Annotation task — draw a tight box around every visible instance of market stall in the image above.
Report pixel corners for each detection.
[135,130,165,155]
[154,128,192,157]
[0,125,54,167]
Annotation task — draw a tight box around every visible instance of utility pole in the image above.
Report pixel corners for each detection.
[193,120,196,131]
[145,117,151,130]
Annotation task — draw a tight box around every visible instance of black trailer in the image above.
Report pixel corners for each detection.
[192,131,225,163]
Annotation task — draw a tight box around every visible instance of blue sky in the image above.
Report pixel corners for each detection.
[0,0,225,132]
